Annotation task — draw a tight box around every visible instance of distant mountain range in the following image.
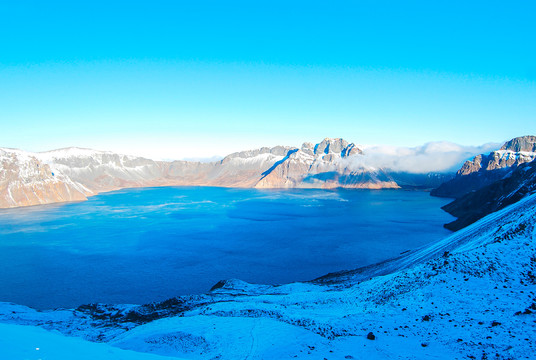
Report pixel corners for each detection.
[1,138,455,209]
[2,136,535,212]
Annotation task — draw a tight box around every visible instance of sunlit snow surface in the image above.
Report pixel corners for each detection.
[0,187,453,309]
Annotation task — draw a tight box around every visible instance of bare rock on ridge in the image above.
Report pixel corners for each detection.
[441,159,536,231]
[431,135,536,199]
[313,138,362,157]
[0,148,90,208]
[500,135,536,152]
[255,138,398,189]
[38,147,173,192]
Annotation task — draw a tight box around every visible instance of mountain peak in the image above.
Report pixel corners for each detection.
[500,135,536,153]
[313,138,361,157]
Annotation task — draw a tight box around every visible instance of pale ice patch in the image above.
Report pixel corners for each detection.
[0,223,75,236]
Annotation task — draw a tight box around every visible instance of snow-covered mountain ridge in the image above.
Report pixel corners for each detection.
[1,192,535,359]
[0,147,92,208]
[429,135,536,231]
[440,156,536,231]
[432,135,536,199]
[0,138,457,209]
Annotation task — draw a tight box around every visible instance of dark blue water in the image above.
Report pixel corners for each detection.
[0,187,454,309]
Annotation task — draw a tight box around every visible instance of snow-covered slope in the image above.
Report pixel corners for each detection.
[181,145,296,188]
[2,193,535,359]
[37,147,173,192]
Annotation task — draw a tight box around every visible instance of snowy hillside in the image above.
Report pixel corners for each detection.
[37,147,172,192]
[1,192,535,359]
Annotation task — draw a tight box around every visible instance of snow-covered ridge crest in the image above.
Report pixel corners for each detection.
[39,146,123,158]
[459,135,536,176]
[432,135,536,199]
[458,149,536,176]
[33,147,171,194]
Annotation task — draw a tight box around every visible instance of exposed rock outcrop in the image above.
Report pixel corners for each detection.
[0,148,91,208]
[255,138,398,189]
[500,135,536,152]
[441,159,536,230]
[431,135,536,198]
[430,135,536,231]
[38,148,174,192]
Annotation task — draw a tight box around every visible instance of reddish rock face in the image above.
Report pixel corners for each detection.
[457,136,536,178]
[0,149,90,208]
[432,136,536,200]
[457,155,483,176]
[458,149,535,178]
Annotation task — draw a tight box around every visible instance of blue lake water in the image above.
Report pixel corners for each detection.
[0,187,455,310]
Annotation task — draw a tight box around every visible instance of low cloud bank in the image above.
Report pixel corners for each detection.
[348,142,500,174]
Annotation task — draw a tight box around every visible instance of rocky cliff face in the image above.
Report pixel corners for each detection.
[500,135,536,152]
[0,148,91,208]
[431,135,536,198]
[441,158,536,231]
[429,135,536,231]
[162,146,297,188]
[38,148,174,192]
[255,138,400,189]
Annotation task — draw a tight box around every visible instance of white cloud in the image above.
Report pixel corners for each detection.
[347,141,500,173]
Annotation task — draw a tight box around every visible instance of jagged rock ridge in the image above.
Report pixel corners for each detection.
[441,158,536,230]
[255,138,399,189]
[430,135,536,231]
[0,148,91,208]
[431,135,536,199]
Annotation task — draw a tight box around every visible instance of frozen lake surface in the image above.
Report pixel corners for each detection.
[0,187,454,309]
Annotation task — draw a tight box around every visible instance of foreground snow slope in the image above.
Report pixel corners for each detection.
[1,194,535,359]
[0,323,184,360]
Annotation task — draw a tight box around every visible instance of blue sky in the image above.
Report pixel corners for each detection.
[0,1,534,159]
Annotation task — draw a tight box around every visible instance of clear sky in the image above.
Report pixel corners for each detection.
[0,1,534,159]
